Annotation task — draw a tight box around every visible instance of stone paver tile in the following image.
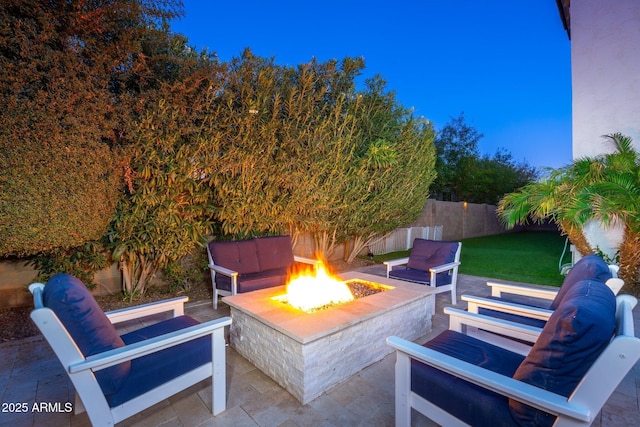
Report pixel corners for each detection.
[234,366,280,394]
[68,411,92,427]
[214,380,261,411]
[308,394,362,426]
[1,377,38,404]
[274,420,299,427]
[603,389,638,411]
[345,393,395,426]
[31,409,71,427]
[358,354,395,387]
[195,405,257,427]
[226,349,257,377]
[118,400,174,427]
[172,392,215,427]
[611,373,638,398]
[0,408,35,427]
[35,375,72,405]
[240,387,304,427]
[326,374,372,406]
[601,403,640,427]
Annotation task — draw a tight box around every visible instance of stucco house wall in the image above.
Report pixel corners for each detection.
[566,0,640,258]
[571,0,640,158]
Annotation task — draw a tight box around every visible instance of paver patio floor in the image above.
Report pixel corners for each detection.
[1,265,638,426]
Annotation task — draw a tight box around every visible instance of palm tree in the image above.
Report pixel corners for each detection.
[498,167,595,256]
[499,133,640,294]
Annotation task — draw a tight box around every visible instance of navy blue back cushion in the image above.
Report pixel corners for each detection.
[510,279,616,426]
[407,239,458,271]
[255,235,295,272]
[209,239,260,275]
[43,273,130,395]
[550,254,612,310]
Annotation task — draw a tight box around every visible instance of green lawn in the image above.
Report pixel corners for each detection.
[373,231,572,287]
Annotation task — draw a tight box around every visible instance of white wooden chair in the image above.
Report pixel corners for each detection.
[460,255,622,350]
[387,280,639,427]
[465,256,620,314]
[384,239,461,314]
[29,274,231,427]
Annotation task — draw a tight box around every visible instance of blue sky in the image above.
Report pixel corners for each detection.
[171,0,572,169]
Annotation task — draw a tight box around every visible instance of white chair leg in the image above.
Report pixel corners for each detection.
[211,328,227,415]
[213,288,219,310]
[451,283,457,305]
[395,351,412,427]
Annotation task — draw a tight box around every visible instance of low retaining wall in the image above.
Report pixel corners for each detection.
[0,262,121,309]
[0,200,511,308]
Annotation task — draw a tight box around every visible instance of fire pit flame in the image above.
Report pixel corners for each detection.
[277,262,354,312]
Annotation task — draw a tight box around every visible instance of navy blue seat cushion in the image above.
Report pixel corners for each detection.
[214,267,288,293]
[510,279,616,426]
[255,235,295,272]
[209,239,261,276]
[237,268,288,292]
[43,273,130,395]
[484,294,552,309]
[389,267,452,286]
[412,330,524,427]
[549,254,612,310]
[107,315,211,407]
[477,307,547,328]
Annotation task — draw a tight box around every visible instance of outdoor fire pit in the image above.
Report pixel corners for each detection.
[223,270,434,404]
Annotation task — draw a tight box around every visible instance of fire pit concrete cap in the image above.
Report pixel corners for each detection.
[223,271,436,344]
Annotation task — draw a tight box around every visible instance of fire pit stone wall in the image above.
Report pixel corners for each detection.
[224,271,435,404]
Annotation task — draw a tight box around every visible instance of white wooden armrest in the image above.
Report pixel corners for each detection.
[106,297,189,323]
[606,277,624,295]
[383,257,410,267]
[444,307,542,343]
[69,317,232,374]
[487,281,558,300]
[208,264,239,278]
[386,336,591,422]
[29,283,45,307]
[429,261,461,274]
[383,257,410,277]
[462,294,554,321]
[293,255,321,266]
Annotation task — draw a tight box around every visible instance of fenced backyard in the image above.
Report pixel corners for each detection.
[373,231,572,287]
[367,225,443,255]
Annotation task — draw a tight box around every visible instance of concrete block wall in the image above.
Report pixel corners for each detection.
[410,199,507,241]
[0,262,122,308]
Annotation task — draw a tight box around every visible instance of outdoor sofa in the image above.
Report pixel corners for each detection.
[207,235,319,308]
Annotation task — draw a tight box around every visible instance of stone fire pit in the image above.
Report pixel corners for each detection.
[222,271,435,404]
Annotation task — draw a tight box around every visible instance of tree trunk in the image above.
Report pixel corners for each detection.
[314,230,337,259]
[345,233,377,263]
[120,253,157,300]
[559,221,594,256]
[618,227,640,296]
